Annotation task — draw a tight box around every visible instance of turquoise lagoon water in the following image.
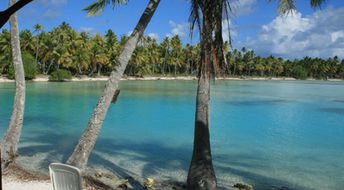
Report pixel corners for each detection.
[1,80,344,190]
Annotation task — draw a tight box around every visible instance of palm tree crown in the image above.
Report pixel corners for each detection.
[84,0,127,16]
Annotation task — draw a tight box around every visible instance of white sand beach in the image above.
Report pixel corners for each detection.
[0,75,313,83]
[3,176,52,190]
[3,75,343,83]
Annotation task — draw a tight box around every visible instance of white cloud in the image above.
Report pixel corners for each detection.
[20,0,67,20]
[43,9,61,19]
[243,8,344,59]
[230,0,257,17]
[37,0,67,7]
[147,33,159,41]
[167,20,188,38]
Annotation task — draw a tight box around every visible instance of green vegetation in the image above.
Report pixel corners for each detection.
[49,69,72,81]
[0,22,343,80]
[8,52,37,80]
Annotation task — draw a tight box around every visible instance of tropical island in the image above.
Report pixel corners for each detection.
[1,0,344,190]
[0,22,343,82]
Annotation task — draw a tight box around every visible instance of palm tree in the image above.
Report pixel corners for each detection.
[170,35,183,76]
[187,0,231,189]
[39,32,58,74]
[33,24,43,67]
[160,37,170,75]
[0,29,12,74]
[105,29,120,68]
[254,56,265,76]
[145,37,160,74]
[89,34,108,76]
[19,30,34,53]
[66,0,161,170]
[187,0,325,189]
[72,32,91,75]
[1,0,26,170]
[128,45,148,75]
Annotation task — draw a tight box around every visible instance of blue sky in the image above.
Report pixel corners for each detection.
[1,0,344,59]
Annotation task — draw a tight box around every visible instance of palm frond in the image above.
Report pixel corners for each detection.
[223,0,232,47]
[277,0,296,14]
[271,0,326,15]
[310,0,326,9]
[83,0,127,16]
[189,0,202,39]
[213,0,232,76]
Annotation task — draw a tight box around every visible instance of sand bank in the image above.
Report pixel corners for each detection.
[2,75,343,83]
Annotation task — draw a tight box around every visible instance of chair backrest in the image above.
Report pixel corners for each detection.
[49,163,82,190]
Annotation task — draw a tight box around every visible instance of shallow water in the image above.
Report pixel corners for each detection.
[1,80,344,190]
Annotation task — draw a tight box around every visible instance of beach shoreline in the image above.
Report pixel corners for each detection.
[2,164,247,190]
[1,75,342,83]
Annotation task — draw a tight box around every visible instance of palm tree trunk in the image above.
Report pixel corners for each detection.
[1,0,25,170]
[35,46,39,67]
[187,9,217,190]
[66,0,161,170]
[97,63,102,76]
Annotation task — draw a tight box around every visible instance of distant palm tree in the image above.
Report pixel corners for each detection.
[89,34,108,76]
[20,30,34,53]
[72,32,91,75]
[66,0,161,169]
[170,35,183,76]
[33,24,43,66]
[160,37,171,75]
[1,0,26,170]
[105,29,120,68]
[0,29,12,73]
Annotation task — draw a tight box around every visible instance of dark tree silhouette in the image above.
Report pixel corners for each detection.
[0,0,33,28]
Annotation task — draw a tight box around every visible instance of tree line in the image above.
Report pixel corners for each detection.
[1,22,343,80]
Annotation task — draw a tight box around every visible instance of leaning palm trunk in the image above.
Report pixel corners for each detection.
[187,9,217,190]
[66,0,161,170]
[1,0,26,170]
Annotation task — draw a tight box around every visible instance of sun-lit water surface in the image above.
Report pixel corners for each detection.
[1,80,344,190]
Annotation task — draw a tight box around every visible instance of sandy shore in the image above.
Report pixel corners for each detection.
[1,75,343,83]
[3,176,52,190]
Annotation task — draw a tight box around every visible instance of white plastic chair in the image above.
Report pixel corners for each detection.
[49,163,83,190]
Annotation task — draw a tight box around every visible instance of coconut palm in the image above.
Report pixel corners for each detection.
[159,37,170,75]
[0,29,12,74]
[89,34,108,76]
[105,29,120,68]
[254,56,265,76]
[1,0,26,170]
[170,35,183,76]
[187,0,232,189]
[71,32,91,75]
[33,24,43,66]
[39,32,58,74]
[19,30,34,53]
[66,0,161,169]
[187,0,326,189]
